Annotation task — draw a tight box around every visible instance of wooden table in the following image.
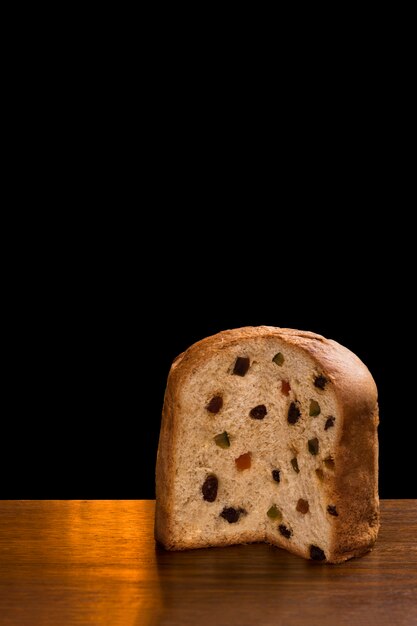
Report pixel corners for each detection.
[0,501,416,625]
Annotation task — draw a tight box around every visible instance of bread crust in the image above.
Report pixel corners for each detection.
[155,326,379,563]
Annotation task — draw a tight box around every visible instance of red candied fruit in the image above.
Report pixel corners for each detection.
[281,381,291,396]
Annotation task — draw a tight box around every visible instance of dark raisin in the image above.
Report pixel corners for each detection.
[327,505,339,517]
[202,474,218,502]
[220,507,245,523]
[324,416,335,430]
[314,375,328,390]
[310,545,326,561]
[206,395,223,413]
[287,402,301,424]
[308,438,319,455]
[233,357,250,376]
[272,469,281,483]
[278,524,292,539]
[291,457,300,473]
[296,498,309,514]
[324,457,335,470]
[249,404,267,419]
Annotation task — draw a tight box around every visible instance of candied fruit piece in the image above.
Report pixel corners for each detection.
[220,507,245,523]
[233,357,250,376]
[273,352,284,366]
[325,416,335,430]
[272,469,281,483]
[235,452,251,471]
[324,457,335,470]
[310,545,326,561]
[287,402,301,424]
[202,474,218,502]
[309,400,321,417]
[267,505,282,520]
[206,395,223,413]
[314,375,328,390]
[296,498,309,514]
[278,524,292,539]
[214,431,230,449]
[250,404,267,419]
[327,505,339,516]
[281,380,291,396]
[308,438,319,455]
[291,457,300,473]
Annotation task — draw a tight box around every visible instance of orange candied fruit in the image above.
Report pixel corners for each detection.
[281,380,291,396]
[235,452,252,471]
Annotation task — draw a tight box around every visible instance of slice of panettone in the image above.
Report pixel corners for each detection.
[155,326,379,563]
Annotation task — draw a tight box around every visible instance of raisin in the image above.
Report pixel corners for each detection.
[278,524,292,539]
[310,545,326,561]
[273,352,284,366]
[327,505,339,516]
[235,452,251,471]
[214,431,230,448]
[296,498,309,514]
[206,395,223,413]
[324,416,335,430]
[291,457,300,473]
[324,457,335,470]
[314,375,328,390]
[250,404,267,419]
[272,469,281,483]
[308,438,319,455]
[267,505,282,520]
[287,402,301,424]
[220,507,245,523]
[233,357,250,376]
[309,400,321,417]
[315,469,324,481]
[202,474,218,502]
[281,380,291,396]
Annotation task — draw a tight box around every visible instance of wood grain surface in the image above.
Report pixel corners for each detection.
[0,500,416,626]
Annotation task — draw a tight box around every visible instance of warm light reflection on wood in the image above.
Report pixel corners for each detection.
[0,501,162,625]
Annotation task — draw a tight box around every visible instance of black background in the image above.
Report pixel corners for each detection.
[2,25,414,501]
[5,217,415,500]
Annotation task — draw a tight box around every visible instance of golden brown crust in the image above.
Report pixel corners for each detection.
[154,370,177,548]
[155,326,379,563]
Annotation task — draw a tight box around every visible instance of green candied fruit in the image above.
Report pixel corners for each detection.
[309,400,321,417]
[267,505,282,520]
[214,431,230,449]
[272,352,285,366]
